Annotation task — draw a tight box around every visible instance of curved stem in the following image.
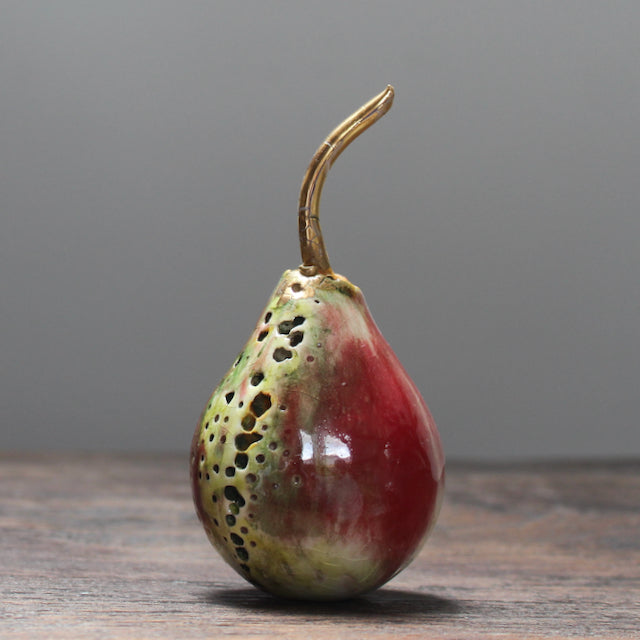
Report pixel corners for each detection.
[298,85,395,276]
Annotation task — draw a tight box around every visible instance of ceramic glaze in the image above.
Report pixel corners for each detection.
[191,270,444,600]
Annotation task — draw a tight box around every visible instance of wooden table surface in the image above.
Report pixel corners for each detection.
[1,453,638,639]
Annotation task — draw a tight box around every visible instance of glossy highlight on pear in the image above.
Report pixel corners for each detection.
[190,86,444,601]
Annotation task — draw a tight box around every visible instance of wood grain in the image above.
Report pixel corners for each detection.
[1,453,638,639]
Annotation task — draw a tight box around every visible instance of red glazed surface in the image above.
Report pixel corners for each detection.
[191,270,444,600]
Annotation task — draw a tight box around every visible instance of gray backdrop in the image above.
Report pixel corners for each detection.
[2,2,639,459]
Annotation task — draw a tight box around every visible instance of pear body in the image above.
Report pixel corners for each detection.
[191,269,444,600]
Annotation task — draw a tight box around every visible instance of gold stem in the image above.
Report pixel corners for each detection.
[298,85,395,276]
